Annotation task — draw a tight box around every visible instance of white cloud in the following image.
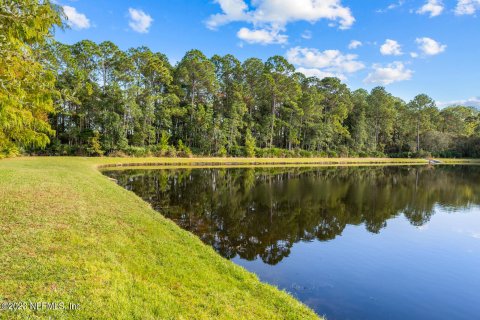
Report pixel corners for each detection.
[380,39,403,56]
[416,37,446,55]
[417,0,444,17]
[364,62,413,85]
[301,30,313,40]
[237,27,288,44]
[286,47,365,80]
[207,0,249,29]
[388,1,404,10]
[437,97,480,108]
[63,5,90,29]
[377,0,405,13]
[207,0,355,44]
[455,0,480,15]
[128,8,153,33]
[297,67,346,81]
[348,40,362,49]
[410,52,419,58]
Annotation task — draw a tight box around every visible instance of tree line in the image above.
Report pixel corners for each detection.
[2,1,479,158]
[45,40,480,158]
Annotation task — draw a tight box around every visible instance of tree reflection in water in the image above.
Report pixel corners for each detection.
[105,165,480,265]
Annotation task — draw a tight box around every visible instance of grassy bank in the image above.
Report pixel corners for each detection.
[0,157,476,319]
[0,157,320,319]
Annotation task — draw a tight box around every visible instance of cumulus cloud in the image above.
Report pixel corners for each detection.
[417,0,444,17]
[455,0,480,15]
[128,8,153,33]
[437,97,480,108]
[286,47,365,80]
[237,27,288,44]
[380,39,403,56]
[416,37,447,55]
[63,5,90,29]
[364,62,413,85]
[297,67,346,81]
[348,40,362,49]
[207,0,248,28]
[207,0,355,44]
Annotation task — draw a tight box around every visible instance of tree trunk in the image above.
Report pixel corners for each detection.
[269,98,276,148]
[416,122,420,152]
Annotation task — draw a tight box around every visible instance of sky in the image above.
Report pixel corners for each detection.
[54,0,480,107]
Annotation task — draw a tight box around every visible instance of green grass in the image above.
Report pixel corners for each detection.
[0,157,320,319]
[95,156,432,167]
[437,158,480,164]
[0,156,477,319]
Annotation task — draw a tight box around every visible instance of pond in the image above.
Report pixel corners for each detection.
[104,165,480,320]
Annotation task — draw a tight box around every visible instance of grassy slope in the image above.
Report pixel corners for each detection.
[0,156,476,319]
[0,157,320,319]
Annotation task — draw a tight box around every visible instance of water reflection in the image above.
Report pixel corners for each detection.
[105,165,480,265]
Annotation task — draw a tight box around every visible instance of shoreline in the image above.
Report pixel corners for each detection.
[87,156,479,169]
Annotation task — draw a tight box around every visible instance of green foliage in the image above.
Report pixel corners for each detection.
[407,94,438,152]
[348,89,369,152]
[177,140,192,158]
[439,106,478,136]
[0,0,62,157]
[245,129,256,157]
[155,130,171,156]
[0,142,20,158]
[87,131,104,156]
[1,8,477,160]
[217,146,228,157]
[164,145,177,157]
[122,146,152,157]
[366,87,396,151]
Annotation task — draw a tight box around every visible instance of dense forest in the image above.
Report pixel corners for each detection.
[2,1,480,158]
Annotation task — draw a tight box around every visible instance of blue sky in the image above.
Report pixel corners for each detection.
[55,0,480,107]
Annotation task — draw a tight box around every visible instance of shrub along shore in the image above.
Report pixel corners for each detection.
[1,157,478,319]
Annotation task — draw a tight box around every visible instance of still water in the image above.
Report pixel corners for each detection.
[104,165,480,320]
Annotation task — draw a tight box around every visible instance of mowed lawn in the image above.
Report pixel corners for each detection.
[0,157,320,319]
[1,156,471,319]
